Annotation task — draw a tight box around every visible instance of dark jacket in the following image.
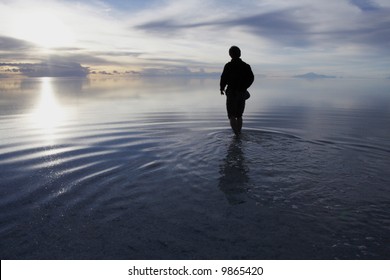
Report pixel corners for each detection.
[220,58,254,93]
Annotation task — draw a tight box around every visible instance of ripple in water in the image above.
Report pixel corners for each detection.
[1,78,389,259]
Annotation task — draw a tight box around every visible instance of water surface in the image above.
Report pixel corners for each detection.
[0,77,389,259]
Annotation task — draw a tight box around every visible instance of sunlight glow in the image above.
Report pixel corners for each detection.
[31,78,67,144]
[11,10,74,48]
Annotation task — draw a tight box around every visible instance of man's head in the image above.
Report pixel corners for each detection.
[229,46,241,59]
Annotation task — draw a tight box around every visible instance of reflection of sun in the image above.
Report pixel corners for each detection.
[11,10,74,48]
[31,78,67,144]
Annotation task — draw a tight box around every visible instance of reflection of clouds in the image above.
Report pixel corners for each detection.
[218,138,250,205]
[0,79,22,92]
[247,79,390,142]
[30,78,67,144]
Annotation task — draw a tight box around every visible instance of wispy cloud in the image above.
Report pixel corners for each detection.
[221,10,310,47]
[349,0,381,11]
[0,36,34,50]
[136,9,310,47]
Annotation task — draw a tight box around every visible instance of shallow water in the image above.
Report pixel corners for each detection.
[0,77,389,259]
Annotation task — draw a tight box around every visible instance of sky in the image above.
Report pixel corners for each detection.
[0,0,390,78]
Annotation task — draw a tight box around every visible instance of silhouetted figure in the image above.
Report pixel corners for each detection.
[220,46,254,136]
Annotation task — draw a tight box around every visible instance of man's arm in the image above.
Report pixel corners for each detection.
[220,64,228,94]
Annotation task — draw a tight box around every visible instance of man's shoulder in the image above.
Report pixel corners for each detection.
[224,59,252,71]
[223,61,234,72]
[226,59,249,66]
[240,60,251,67]
[234,59,251,68]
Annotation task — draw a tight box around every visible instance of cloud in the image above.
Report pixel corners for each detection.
[0,38,103,77]
[135,19,211,34]
[1,0,390,77]
[136,66,218,77]
[309,6,390,51]
[1,60,89,77]
[139,66,192,76]
[223,10,310,47]
[20,62,89,77]
[52,53,110,66]
[349,0,380,11]
[142,57,211,68]
[136,9,309,47]
[135,2,390,51]
[91,51,143,57]
[0,36,34,50]
[0,34,111,75]
[0,35,40,61]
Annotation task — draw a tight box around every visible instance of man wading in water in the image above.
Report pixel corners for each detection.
[220,46,254,136]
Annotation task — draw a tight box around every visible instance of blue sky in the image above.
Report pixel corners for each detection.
[0,0,390,78]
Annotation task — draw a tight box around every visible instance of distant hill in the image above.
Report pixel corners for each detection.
[293,72,336,79]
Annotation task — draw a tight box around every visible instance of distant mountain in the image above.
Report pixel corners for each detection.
[293,72,336,79]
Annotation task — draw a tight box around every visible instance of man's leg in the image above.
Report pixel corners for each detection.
[236,98,245,135]
[230,118,240,136]
[237,117,243,134]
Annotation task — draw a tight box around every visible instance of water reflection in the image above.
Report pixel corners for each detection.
[1,77,390,259]
[30,77,68,144]
[218,137,250,205]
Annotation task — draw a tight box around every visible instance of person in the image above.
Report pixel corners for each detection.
[220,46,254,136]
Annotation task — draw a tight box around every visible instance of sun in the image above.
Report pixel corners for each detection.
[11,10,74,49]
